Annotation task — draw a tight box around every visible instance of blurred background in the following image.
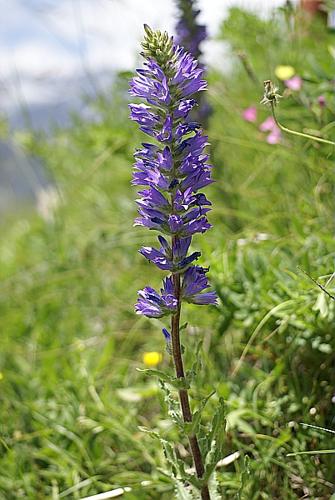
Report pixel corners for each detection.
[1,0,287,129]
[1,0,291,217]
[1,1,335,499]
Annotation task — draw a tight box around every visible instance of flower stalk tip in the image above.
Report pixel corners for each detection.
[260,80,282,107]
[261,79,335,147]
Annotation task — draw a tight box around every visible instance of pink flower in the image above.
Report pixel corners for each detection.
[259,116,281,144]
[259,116,276,132]
[242,106,257,122]
[317,95,326,107]
[284,76,302,91]
[267,128,281,144]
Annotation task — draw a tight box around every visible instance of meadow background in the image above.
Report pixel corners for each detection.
[1,2,335,499]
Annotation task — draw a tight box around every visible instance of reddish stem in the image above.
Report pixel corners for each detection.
[171,266,210,500]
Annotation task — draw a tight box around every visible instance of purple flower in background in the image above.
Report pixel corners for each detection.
[129,25,217,322]
[175,0,207,59]
[175,0,211,125]
[284,75,302,91]
[242,106,257,123]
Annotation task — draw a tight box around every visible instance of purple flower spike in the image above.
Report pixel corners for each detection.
[130,27,216,494]
[130,26,217,333]
[175,0,211,124]
[175,0,207,60]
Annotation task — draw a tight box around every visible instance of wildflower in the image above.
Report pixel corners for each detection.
[0,372,3,381]
[135,278,178,318]
[284,75,302,91]
[182,266,218,304]
[259,116,282,144]
[130,27,216,496]
[143,351,163,367]
[175,0,211,124]
[140,236,201,272]
[317,95,326,107]
[242,106,257,123]
[267,128,282,145]
[261,79,335,147]
[130,25,217,320]
[259,116,276,132]
[275,65,295,80]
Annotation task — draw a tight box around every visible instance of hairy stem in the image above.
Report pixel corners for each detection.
[271,102,335,146]
[171,258,210,500]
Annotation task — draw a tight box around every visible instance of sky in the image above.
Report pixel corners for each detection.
[0,0,292,128]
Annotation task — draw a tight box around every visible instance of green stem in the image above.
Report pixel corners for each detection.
[270,102,335,146]
[171,252,210,500]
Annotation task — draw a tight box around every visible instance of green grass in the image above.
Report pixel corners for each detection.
[0,6,335,499]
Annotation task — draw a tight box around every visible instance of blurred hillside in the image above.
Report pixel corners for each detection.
[0,139,52,217]
[0,0,292,218]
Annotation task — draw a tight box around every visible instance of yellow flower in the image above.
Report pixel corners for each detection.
[275,65,295,81]
[0,372,4,381]
[143,351,162,367]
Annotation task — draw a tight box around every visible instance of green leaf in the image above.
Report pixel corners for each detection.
[159,381,183,428]
[136,368,174,383]
[187,341,203,384]
[208,472,222,500]
[313,292,328,318]
[287,449,335,456]
[137,368,190,389]
[138,425,201,487]
[299,422,335,435]
[187,391,216,435]
[174,480,197,500]
[203,398,226,481]
[237,455,251,499]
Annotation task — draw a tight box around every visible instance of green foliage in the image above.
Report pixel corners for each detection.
[202,398,226,482]
[0,5,335,499]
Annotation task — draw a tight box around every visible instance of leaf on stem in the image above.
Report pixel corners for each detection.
[137,368,190,389]
[203,397,226,481]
